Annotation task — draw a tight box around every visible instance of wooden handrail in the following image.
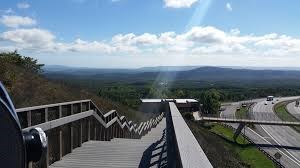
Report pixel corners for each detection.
[17,99,164,168]
[16,99,91,113]
[23,109,164,136]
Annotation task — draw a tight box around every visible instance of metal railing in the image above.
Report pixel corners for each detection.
[199,117,300,126]
[165,102,213,168]
[17,99,164,168]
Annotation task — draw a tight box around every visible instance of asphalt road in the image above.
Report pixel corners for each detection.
[251,97,300,167]
[286,101,300,120]
[220,98,300,168]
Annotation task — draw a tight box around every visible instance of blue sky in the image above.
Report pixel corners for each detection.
[1,0,300,68]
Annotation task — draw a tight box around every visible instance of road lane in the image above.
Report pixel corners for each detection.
[286,102,300,120]
[252,97,300,167]
[220,99,300,168]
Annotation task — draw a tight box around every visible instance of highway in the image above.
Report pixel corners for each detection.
[220,98,300,168]
[252,97,300,167]
[286,101,300,120]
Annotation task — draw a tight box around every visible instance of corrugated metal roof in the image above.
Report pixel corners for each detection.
[140,99,198,103]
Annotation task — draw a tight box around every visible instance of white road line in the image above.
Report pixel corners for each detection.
[260,123,300,165]
[221,99,300,166]
[248,127,300,167]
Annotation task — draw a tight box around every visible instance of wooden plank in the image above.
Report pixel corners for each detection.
[49,118,166,168]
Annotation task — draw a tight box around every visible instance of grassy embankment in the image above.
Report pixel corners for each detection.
[187,120,276,168]
[274,102,300,132]
[236,106,248,119]
[235,104,256,129]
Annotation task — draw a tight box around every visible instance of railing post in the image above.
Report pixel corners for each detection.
[46,136,49,168]
[94,123,97,140]
[109,126,112,140]
[103,126,107,141]
[59,105,63,160]
[115,125,118,138]
[79,119,83,146]
[70,104,74,152]
[88,117,91,141]
[45,108,48,122]
[111,125,114,139]
[27,111,31,127]
[99,124,103,140]
[94,121,97,140]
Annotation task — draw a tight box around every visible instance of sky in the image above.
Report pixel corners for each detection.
[1,0,300,68]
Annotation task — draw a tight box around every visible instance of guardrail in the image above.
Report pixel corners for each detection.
[17,99,164,168]
[199,117,300,126]
[166,102,213,168]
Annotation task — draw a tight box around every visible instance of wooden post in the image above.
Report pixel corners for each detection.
[94,123,97,140]
[103,126,106,141]
[88,117,91,141]
[79,120,83,146]
[46,136,49,168]
[59,130,63,159]
[59,106,63,160]
[100,125,104,141]
[108,125,111,140]
[27,111,31,127]
[70,104,74,152]
[28,162,32,168]
[45,108,48,122]
[114,125,117,138]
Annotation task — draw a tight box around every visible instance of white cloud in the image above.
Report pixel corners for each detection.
[0,15,36,28]
[164,0,199,8]
[226,3,232,11]
[2,26,300,67]
[17,2,30,9]
[0,28,55,51]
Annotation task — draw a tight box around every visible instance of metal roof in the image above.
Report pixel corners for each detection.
[140,99,198,103]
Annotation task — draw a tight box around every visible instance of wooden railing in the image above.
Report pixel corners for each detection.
[166,102,213,168]
[16,99,164,168]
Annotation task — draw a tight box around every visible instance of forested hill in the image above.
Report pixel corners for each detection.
[0,51,149,121]
[175,67,300,80]
[45,65,300,84]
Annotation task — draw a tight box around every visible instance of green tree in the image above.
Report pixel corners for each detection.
[200,89,221,114]
[0,51,44,73]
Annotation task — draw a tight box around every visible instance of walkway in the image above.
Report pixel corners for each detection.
[49,118,166,168]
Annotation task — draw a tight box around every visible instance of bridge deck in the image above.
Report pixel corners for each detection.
[199,117,300,126]
[49,118,166,168]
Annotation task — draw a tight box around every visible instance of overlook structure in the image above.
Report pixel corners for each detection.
[9,97,300,168]
[17,99,212,168]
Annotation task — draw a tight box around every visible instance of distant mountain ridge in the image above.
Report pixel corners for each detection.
[44,65,300,82]
[44,64,300,73]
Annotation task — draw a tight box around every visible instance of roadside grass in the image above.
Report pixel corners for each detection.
[210,124,276,168]
[187,120,276,168]
[274,102,300,132]
[236,107,248,119]
[235,105,256,129]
